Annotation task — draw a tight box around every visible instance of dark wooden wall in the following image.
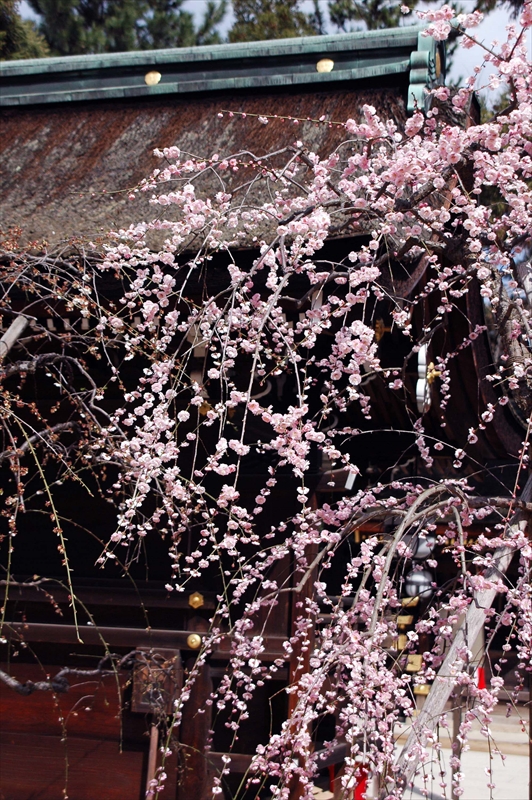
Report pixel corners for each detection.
[0,663,178,800]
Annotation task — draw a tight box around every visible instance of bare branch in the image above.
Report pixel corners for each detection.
[0,316,31,360]
[0,653,139,696]
[0,422,81,464]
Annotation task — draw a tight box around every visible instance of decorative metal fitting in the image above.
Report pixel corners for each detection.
[144,71,162,86]
[397,614,414,629]
[188,591,204,610]
[316,58,334,73]
[186,633,202,650]
[406,654,423,673]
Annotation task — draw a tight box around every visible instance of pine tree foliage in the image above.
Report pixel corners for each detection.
[476,0,526,14]
[229,0,317,42]
[328,0,418,31]
[26,0,227,56]
[18,0,531,58]
[0,0,49,59]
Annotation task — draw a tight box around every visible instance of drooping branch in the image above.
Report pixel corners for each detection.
[392,471,532,795]
[1,12,532,800]
[0,667,72,695]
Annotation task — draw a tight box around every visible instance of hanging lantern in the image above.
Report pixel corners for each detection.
[404,532,437,560]
[404,568,434,599]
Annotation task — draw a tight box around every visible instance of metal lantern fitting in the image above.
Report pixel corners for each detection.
[404,568,434,599]
[412,533,436,560]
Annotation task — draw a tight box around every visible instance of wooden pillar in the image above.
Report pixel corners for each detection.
[176,657,213,800]
[529,673,532,800]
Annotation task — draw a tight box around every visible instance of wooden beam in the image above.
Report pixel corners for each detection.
[3,621,289,661]
[5,583,216,610]
[206,743,348,774]
[3,621,201,649]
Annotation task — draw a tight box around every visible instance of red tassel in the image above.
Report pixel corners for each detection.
[354,767,368,800]
[328,765,335,793]
[477,666,486,690]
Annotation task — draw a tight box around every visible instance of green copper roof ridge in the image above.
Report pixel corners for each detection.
[3,61,412,107]
[1,25,425,77]
[0,25,444,115]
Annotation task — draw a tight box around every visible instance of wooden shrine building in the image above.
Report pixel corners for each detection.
[2,26,518,800]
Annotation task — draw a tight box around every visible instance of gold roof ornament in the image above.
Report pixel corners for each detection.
[316,58,334,73]
[144,70,162,86]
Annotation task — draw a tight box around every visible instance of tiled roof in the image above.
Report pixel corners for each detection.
[0,27,445,243]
